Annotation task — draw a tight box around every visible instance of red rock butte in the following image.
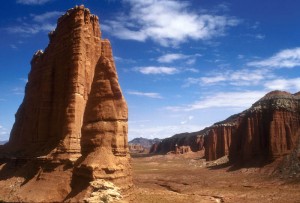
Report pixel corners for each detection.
[0,5,132,202]
[151,90,300,166]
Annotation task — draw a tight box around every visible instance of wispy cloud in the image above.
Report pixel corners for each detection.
[7,23,55,34]
[180,115,194,125]
[129,124,204,140]
[158,53,190,63]
[6,11,62,35]
[247,47,300,68]
[19,78,28,83]
[102,0,240,47]
[237,54,244,59]
[185,68,271,87]
[31,11,63,22]
[127,91,163,99]
[12,87,24,95]
[157,53,201,64]
[255,34,265,40]
[264,78,300,92]
[166,91,266,112]
[10,44,18,49]
[134,66,199,75]
[16,0,51,5]
[134,66,179,75]
[250,21,260,30]
[114,56,136,64]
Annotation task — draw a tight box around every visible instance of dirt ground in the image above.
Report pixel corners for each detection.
[131,152,300,203]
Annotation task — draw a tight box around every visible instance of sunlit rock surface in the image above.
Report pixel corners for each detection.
[0,5,132,202]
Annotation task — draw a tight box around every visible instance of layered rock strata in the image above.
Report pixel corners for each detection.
[0,5,131,202]
[128,144,145,153]
[151,91,300,165]
[150,132,204,154]
[229,91,300,163]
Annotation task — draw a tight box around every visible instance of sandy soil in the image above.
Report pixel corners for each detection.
[131,152,300,203]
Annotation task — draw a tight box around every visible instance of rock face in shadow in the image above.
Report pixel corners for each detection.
[0,5,131,202]
[150,132,204,154]
[150,91,300,166]
[204,124,236,161]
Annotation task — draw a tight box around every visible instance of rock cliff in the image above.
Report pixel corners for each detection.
[150,91,300,166]
[229,91,300,164]
[128,144,145,153]
[0,5,131,202]
[129,137,161,153]
[150,132,204,154]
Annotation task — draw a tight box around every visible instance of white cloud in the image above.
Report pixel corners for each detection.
[180,115,194,125]
[247,47,300,68]
[166,91,266,112]
[134,66,179,75]
[198,75,227,84]
[134,66,199,75]
[127,91,163,99]
[264,78,300,92]
[237,54,244,59]
[186,58,196,65]
[129,124,204,140]
[114,56,136,64]
[185,68,271,87]
[184,68,199,73]
[16,0,51,5]
[251,21,260,30]
[6,11,61,35]
[158,53,190,63]
[10,44,18,49]
[31,11,63,22]
[255,34,265,40]
[7,23,55,34]
[157,53,201,64]
[103,0,240,46]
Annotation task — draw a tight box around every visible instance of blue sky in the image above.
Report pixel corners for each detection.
[1,0,300,141]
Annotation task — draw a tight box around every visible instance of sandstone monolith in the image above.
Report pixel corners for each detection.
[0,5,132,202]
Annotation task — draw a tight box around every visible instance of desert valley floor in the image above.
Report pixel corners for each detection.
[131,152,300,203]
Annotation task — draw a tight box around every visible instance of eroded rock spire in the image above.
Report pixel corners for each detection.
[0,5,132,202]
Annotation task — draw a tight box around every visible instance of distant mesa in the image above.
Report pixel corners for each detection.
[0,5,132,202]
[151,90,300,170]
[128,137,161,153]
[0,141,7,145]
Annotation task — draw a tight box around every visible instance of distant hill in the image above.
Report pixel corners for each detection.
[129,137,161,149]
[0,141,8,145]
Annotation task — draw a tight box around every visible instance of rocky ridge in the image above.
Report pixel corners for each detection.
[0,141,7,145]
[129,137,161,153]
[150,132,204,154]
[0,5,131,202]
[151,90,300,167]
